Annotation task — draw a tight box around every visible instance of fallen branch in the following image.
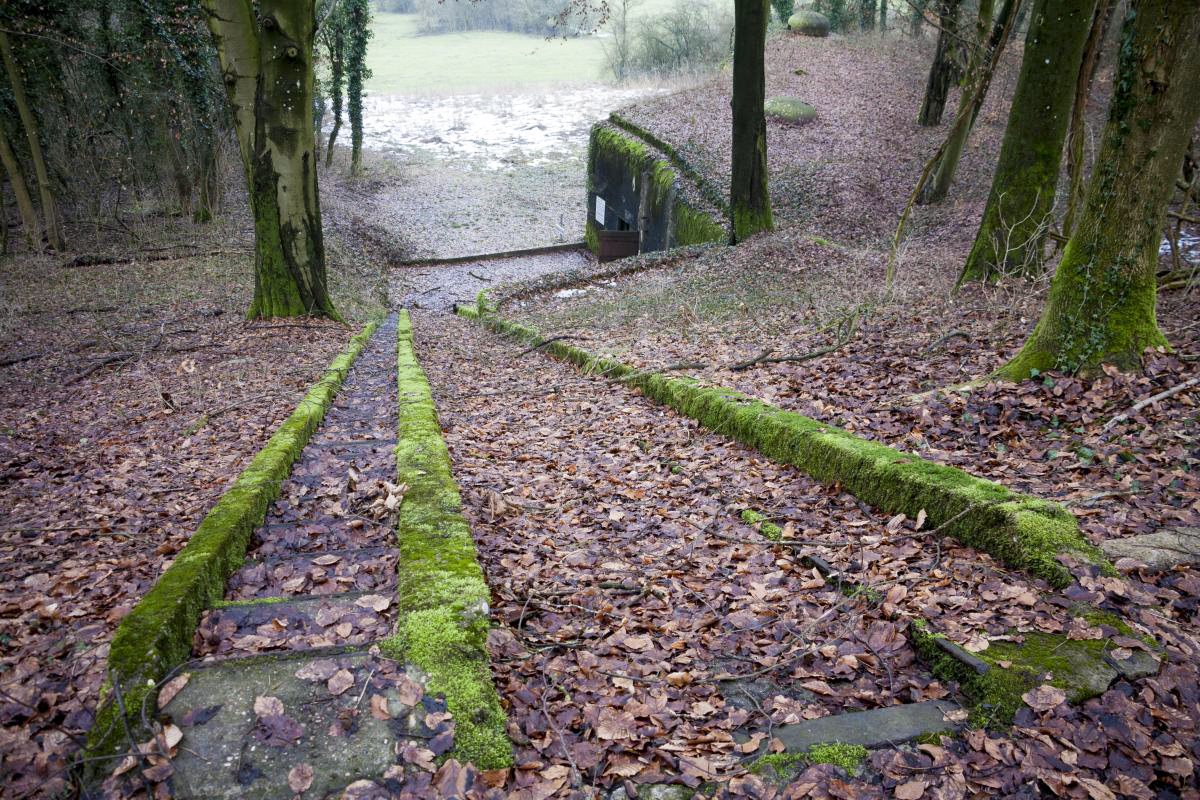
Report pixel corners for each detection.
[1102,376,1200,433]
[924,330,970,353]
[515,335,586,358]
[468,271,492,282]
[61,248,233,269]
[728,313,860,371]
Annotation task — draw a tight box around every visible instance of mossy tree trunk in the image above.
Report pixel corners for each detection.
[958,0,1098,285]
[997,0,1200,379]
[730,0,773,242]
[1062,0,1118,237]
[0,30,64,251]
[322,18,346,168]
[917,0,1018,205]
[202,0,340,321]
[346,0,372,177]
[0,128,40,248]
[918,0,964,126]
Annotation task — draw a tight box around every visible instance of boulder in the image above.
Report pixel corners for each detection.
[788,9,830,37]
[765,97,817,124]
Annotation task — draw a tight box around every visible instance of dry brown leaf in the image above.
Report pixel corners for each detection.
[253,695,284,718]
[288,762,314,793]
[327,669,355,696]
[157,673,190,709]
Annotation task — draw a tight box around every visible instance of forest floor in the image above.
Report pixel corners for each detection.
[0,24,1197,800]
[489,29,1200,799]
[0,185,390,797]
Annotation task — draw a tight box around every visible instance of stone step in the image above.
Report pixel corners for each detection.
[1101,526,1200,570]
[195,593,396,660]
[163,649,446,800]
[772,700,964,753]
[251,519,393,555]
[227,548,398,601]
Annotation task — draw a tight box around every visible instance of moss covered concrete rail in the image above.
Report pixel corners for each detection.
[458,306,1110,588]
[379,311,513,769]
[84,318,381,773]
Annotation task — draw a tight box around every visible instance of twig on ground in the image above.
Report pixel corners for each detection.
[1102,376,1200,433]
[468,271,492,282]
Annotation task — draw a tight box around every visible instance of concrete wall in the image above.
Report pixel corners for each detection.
[585,123,726,257]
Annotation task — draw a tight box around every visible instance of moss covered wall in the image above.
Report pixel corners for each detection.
[84,317,383,778]
[586,122,727,256]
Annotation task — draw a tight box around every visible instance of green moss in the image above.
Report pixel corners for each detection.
[750,743,868,782]
[584,219,600,255]
[211,595,293,609]
[389,311,513,769]
[84,316,382,777]
[380,608,513,770]
[740,509,782,541]
[807,742,869,773]
[458,310,1110,587]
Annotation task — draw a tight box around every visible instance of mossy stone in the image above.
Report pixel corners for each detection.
[765,97,817,124]
[788,9,830,36]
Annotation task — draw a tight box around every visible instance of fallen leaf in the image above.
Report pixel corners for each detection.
[327,669,355,696]
[894,779,927,799]
[157,673,190,709]
[288,763,314,793]
[1022,685,1067,713]
[253,695,284,718]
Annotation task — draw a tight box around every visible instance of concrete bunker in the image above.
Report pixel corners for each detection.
[585,122,727,261]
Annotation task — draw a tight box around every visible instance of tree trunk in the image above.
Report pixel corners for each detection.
[861,0,877,30]
[910,0,925,36]
[880,0,887,30]
[731,0,774,242]
[917,0,1019,205]
[1062,0,1118,237]
[324,34,344,167]
[0,30,64,251]
[0,128,41,249]
[917,0,963,126]
[959,0,1098,285]
[202,0,340,320]
[346,0,370,177]
[997,0,1200,379]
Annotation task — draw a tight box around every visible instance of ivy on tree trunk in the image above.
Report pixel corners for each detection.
[958,0,1098,285]
[998,0,1200,378]
[346,0,372,177]
[730,0,773,243]
[202,0,340,321]
[917,0,964,127]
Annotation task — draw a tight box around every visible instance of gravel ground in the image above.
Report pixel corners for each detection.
[389,249,595,312]
[324,134,588,260]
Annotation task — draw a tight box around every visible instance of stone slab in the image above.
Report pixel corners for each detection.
[1101,527,1200,571]
[164,650,441,800]
[773,700,963,753]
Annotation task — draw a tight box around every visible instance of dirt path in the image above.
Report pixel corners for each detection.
[389,249,593,312]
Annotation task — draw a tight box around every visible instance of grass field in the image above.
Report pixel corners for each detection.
[365,0,734,95]
[366,13,608,94]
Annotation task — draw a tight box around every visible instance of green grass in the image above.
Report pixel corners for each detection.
[367,13,607,94]
[365,0,734,95]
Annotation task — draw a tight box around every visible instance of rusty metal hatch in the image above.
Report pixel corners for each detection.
[596,230,639,262]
